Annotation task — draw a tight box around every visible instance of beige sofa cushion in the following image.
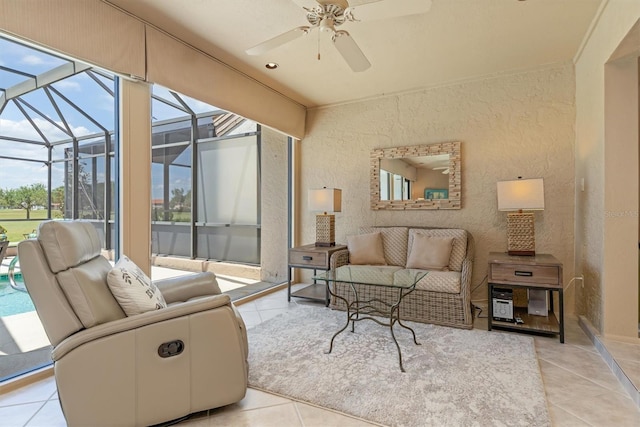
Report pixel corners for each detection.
[359,227,408,266]
[57,256,126,328]
[347,232,386,265]
[38,220,102,273]
[406,235,454,270]
[414,270,462,294]
[408,228,467,272]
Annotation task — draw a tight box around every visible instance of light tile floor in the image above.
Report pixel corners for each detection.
[1,284,639,426]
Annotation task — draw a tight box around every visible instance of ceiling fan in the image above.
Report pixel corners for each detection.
[246,0,432,72]
[433,166,450,175]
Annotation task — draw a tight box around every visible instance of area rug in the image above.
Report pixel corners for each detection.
[247,306,550,427]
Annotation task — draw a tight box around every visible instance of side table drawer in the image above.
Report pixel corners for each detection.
[289,249,328,269]
[490,263,560,285]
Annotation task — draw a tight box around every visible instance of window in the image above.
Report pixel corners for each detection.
[151,86,261,263]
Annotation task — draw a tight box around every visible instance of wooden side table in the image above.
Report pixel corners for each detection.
[288,244,347,306]
[487,252,564,343]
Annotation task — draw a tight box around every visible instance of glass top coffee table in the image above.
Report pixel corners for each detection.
[313,265,427,372]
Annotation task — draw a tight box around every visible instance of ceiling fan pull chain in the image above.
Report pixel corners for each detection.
[317,29,321,61]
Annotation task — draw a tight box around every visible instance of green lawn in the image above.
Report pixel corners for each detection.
[0,209,55,243]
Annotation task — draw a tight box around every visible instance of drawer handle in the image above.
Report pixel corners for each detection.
[514,271,533,277]
[302,256,313,261]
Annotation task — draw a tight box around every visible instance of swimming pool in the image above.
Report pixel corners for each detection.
[0,273,36,317]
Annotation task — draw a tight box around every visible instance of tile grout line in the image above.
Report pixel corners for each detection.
[578,316,640,409]
[539,353,633,398]
[21,399,49,427]
[292,401,305,427]
[548,402,597,427]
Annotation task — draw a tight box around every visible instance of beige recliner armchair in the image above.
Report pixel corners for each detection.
[18,220,248,426]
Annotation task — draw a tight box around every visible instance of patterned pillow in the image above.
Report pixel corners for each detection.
[107,255,167,316]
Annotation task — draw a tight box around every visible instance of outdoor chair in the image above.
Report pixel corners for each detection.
[0,240,8,266]
[18,220,248,426]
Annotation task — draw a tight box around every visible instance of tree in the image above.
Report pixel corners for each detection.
[169,187,187,211]
[13,183,47,219]
[51,186,66,216]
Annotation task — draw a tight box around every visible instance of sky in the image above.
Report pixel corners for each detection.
[0,37,113,190]
[0,37,225,198]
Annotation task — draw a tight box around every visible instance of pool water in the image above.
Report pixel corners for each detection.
[0,273,36,317]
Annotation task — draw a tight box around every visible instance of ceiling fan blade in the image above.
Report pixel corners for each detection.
[246,26,311,55]
[333,30,371,72]
[347,0,432,22]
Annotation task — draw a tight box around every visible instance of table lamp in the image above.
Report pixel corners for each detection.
[496,177,545,256]
[308,188,342,247]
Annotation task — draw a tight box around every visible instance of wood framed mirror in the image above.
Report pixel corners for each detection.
[370,141,461,210]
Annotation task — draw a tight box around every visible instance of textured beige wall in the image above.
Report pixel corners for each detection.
[603,57,639,340]
[301,64,576,311]
[120,79,152,275]
[260,127,289,283]
[575,1,640,338]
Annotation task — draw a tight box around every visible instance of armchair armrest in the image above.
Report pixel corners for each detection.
[460,232,475,295]
[52,293,232,360]
[330,249,350,269]
[154,271,221,303]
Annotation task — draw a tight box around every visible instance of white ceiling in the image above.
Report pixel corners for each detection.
[105,0,602,108]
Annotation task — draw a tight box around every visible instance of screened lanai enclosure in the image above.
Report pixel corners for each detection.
[0,35,265,383]
[0,35,261,264]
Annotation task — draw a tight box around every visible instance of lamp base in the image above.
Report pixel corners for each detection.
[315,242,336,247]
[507,250,536,256]
[506,212,536,256]
[315,214,335,247]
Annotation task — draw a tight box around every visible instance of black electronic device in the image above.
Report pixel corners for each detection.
[492,287,514,322]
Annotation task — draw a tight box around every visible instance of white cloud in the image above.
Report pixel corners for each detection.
[21,54,45,66]
[0,159,48,190]
[53,80,81,91]
[1,117,91,143]
[0,118,91,189]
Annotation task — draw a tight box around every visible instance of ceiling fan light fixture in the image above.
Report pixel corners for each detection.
[247,0,433,72]
[265,62,279,69]
[319,16,335,32]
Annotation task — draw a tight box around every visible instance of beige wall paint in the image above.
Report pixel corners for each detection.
[575,1,640,339]
[604,56,639,340]
[119,79,152,275]
[260,127,290,283]
[301,64,576,311]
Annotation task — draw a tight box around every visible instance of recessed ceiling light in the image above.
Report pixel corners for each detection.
[265,62,279,70]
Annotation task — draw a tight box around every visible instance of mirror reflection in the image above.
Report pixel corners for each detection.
[379,154,450,201]
[370,142,461,210]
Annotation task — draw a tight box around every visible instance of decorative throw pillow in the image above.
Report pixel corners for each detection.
[347,232,387,265]
[107,255,167,316]
[406,235,454,271]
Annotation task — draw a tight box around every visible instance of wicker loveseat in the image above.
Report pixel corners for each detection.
[329,226,475,329]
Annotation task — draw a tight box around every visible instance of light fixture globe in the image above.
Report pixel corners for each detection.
[319,16,336,32]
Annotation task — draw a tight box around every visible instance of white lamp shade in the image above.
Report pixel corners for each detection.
[497,178,545,211]
[308,188,342,213]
